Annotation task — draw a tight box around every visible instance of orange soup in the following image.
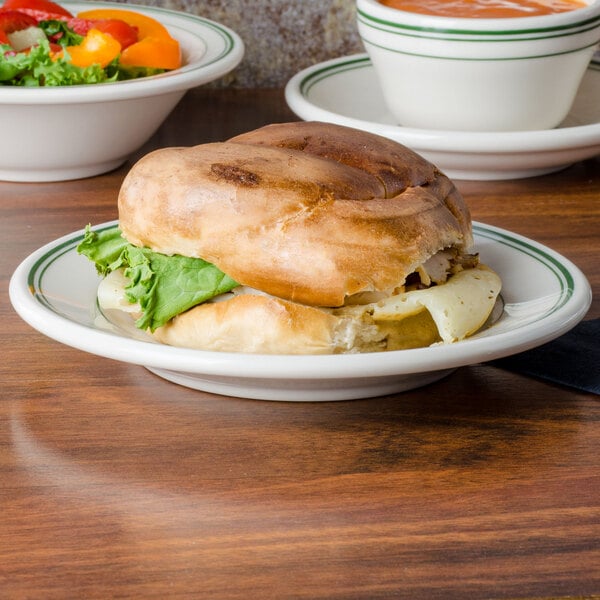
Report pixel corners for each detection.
[378,0,588,18]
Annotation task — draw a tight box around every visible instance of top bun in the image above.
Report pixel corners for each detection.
[118,121,472,307]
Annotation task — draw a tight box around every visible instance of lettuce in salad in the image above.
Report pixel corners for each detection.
[39,19,84,47]
[0,37,113,85]
[0,20,167,86]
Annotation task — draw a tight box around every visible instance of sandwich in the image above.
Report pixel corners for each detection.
[78,121,501,354]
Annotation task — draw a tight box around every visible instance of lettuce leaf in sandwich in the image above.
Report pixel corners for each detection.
[77,225,238,332]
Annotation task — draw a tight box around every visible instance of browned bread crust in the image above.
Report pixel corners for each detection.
[118,121,472,307]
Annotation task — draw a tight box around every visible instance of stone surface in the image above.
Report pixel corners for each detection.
[116,0,364,87]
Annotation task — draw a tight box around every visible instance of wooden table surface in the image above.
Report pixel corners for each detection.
[1,89,599,600]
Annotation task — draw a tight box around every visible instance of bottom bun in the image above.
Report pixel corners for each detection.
[150,293,363,354]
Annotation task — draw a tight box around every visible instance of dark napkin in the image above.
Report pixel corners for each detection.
[490,319,600,395]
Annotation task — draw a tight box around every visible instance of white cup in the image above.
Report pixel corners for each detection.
[357,0,600,131]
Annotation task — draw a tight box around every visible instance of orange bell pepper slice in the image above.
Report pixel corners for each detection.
[77,8,173,41]
[76,8,181,70]
[119,36,181,70]
[64,28,121,68]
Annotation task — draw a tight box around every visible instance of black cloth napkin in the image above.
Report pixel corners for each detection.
[490,318,600,396]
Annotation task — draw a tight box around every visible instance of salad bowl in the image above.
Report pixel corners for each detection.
[0,1,244,182]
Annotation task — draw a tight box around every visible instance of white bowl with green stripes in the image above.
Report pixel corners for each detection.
[0,1,244,182]
[356,0,600,132]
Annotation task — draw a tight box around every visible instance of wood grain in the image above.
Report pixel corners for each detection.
[0,89,598,600]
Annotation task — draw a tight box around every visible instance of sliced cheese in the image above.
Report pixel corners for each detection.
[97,269,141,313]
[370,265,501,343]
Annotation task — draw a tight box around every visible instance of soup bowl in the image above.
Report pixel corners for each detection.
[0,1,244,182]
[356,0,600,131]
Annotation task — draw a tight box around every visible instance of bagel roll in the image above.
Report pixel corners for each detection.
[83,121,501,354]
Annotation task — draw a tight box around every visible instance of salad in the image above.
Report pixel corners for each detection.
[0,0,182,85]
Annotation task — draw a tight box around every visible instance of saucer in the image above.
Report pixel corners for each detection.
[285,53,600,180]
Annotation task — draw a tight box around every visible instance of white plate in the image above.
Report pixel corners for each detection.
[9,222,591,401]
[285,53,600,180]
